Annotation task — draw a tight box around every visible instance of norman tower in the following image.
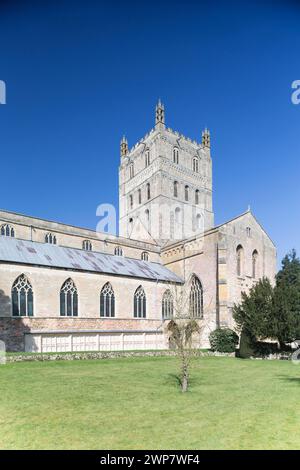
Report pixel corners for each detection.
[119,101,214,244]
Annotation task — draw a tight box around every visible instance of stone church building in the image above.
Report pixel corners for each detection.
[0,102,276,352]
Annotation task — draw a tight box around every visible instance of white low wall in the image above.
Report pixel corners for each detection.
[24,331,167,353]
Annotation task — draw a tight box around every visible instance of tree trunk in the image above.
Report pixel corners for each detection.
[181,359,189,392]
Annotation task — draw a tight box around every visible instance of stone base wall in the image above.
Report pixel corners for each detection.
[0,317,163,352]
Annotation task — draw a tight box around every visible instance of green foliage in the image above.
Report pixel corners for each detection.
[238,329,256,358]
[233,277,274,341]
[209,328,239,353]
[272,250,300,345]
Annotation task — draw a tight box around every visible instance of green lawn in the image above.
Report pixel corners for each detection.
[1,356,300,449]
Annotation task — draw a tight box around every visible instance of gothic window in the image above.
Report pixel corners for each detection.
[129,163,134,179]
[162,289,173,320]
[146,183,151,200]
[145,149,150,167]
[138,189,142,204]
[12,274,33,317]
[114,246,123,256]
[134,286,146,318]
[246,227,251,237]
[83,240,92,251]
[100,282,115,317]
[193,157,199,173]
[236,245,244,277]
[252,250,258,278]
[185,185,189,202]
[174,181,178,198]
[128,217,133,234]
[45,232,57,245]
[141,251,149,261]
[195,189,199,205]
[129,195,133,209]
[60,279,78,317]
[1,224,15,237]
[173,147,179,164]
[189,275,203,318]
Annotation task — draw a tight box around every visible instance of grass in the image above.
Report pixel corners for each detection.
[1,356,300,449]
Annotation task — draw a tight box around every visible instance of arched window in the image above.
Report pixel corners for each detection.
[83,240,92,251]
[189,275,203,318]
[193,156,199,173]
[252,250,258,278]
[134,286,146,318]
[138,189,142,204]
[100,282,115,317]
[175,207,181,223]
[141,251,149,261]
[128,217,133,234]
[236,245,244,277]
[195,189,199,205]
[45,232,57,245]
[185,185,189,202]
[60,279,78,317]
[129,163,134,179]
[146,183,151,200]
[246,227,251,237]
[174,181,178,198]
[12,274,33,317]
[114,246,123,256]
[129,195,133,209]
[145,149,150,167]
[173,147,179,164]
[1,224,15,237]
[162,289,173,320]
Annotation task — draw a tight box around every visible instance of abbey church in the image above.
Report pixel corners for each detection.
[0,102,276,352]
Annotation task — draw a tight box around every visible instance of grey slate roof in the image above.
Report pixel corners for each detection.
[0,236,183,283]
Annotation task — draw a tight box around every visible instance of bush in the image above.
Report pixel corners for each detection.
[209,328,239,353]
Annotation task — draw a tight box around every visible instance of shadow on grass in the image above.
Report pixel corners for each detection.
[277,375,300,385]
[165,373,200,392]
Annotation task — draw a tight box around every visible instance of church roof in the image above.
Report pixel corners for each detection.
[0,236,182,283]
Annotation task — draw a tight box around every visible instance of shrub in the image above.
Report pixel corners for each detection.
[209,328,239,353]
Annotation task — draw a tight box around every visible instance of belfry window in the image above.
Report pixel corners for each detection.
[60,279,78,317]
[173,147,179,164]
[12,274,33,317]
[134,286,146,318]
[189,275,203,318]
[100,282,115,317]
[193,157,199,173]
[195,189,199,205]
[45,233,57,245]
[145,149,150,167]
[141,251,149,261]
[1,224,15,237]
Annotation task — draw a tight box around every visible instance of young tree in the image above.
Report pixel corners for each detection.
[272,250,300,347]
[233,277,274,342]
[165,280,213,393]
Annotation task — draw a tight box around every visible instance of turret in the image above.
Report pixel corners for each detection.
[202,128,210,148]
[120,135,129,157]
[155,99,165,129]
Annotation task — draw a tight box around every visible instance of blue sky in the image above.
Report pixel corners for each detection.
[0,0,299,265]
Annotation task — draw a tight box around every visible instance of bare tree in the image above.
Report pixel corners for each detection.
[164,279,213,393]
